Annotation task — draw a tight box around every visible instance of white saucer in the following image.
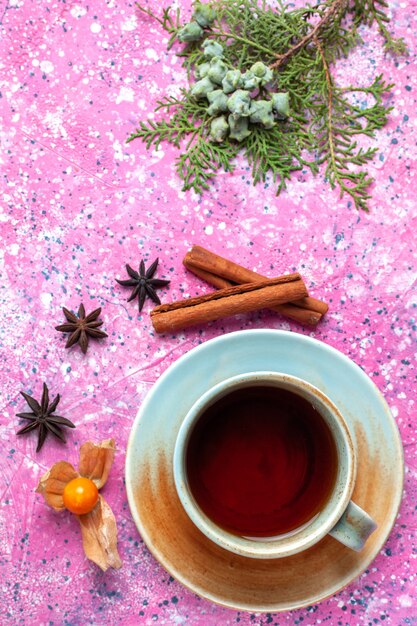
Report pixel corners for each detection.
[125,330,404,612]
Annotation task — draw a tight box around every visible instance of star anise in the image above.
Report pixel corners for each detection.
[116,258,170,311]
[55,303,108,354]
[16,383,76,452]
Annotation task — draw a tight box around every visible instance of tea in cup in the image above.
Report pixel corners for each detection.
[173,372,377,559]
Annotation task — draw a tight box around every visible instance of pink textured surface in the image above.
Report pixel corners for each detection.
[1,1,416,624]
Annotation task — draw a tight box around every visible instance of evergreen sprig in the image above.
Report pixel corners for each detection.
[352,0,407,54]
[128,0,405,210]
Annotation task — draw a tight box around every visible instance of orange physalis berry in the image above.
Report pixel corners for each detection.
[63,477,99,515]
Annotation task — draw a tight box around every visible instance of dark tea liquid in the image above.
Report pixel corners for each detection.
[186,385,338,537]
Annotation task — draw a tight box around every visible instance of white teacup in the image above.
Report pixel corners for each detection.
[173,372,377,559]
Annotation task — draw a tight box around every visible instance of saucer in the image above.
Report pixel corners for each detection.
[125,330,404,612]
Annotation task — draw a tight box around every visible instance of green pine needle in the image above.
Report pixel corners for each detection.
[128,0,406,210]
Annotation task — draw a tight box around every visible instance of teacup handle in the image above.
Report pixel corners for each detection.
[329,501,377,551]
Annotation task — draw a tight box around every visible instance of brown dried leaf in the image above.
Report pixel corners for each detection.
[79,439,116,489]
[36,461,78,510]
[78,495,122,571]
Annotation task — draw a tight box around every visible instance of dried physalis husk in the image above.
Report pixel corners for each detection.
[78,438,116,490]
[78,495,122,571]
[36,461,79,510]
[36,439,122,572]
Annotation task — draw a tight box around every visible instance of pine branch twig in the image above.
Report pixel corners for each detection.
[270,0,348,70]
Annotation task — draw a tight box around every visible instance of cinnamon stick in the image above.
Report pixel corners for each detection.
[185,263,323,325]
[182,264,232,290]
[150,274,308,334]
[183,245,328,325]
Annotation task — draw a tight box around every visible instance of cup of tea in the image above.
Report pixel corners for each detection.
[173,371,377,559]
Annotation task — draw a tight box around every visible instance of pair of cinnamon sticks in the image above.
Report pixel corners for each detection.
[150,246,328,334]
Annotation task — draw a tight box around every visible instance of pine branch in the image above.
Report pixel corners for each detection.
[351,0,408,54]
[312,36,382,211]
[129,0,404,210]
[243,121,315,192]
[135,3,181,48]
[127,93,208,149]
[176,135,240,193]
[270,0,349,70]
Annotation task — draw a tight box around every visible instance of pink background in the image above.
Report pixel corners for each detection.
[1,0,416,624]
